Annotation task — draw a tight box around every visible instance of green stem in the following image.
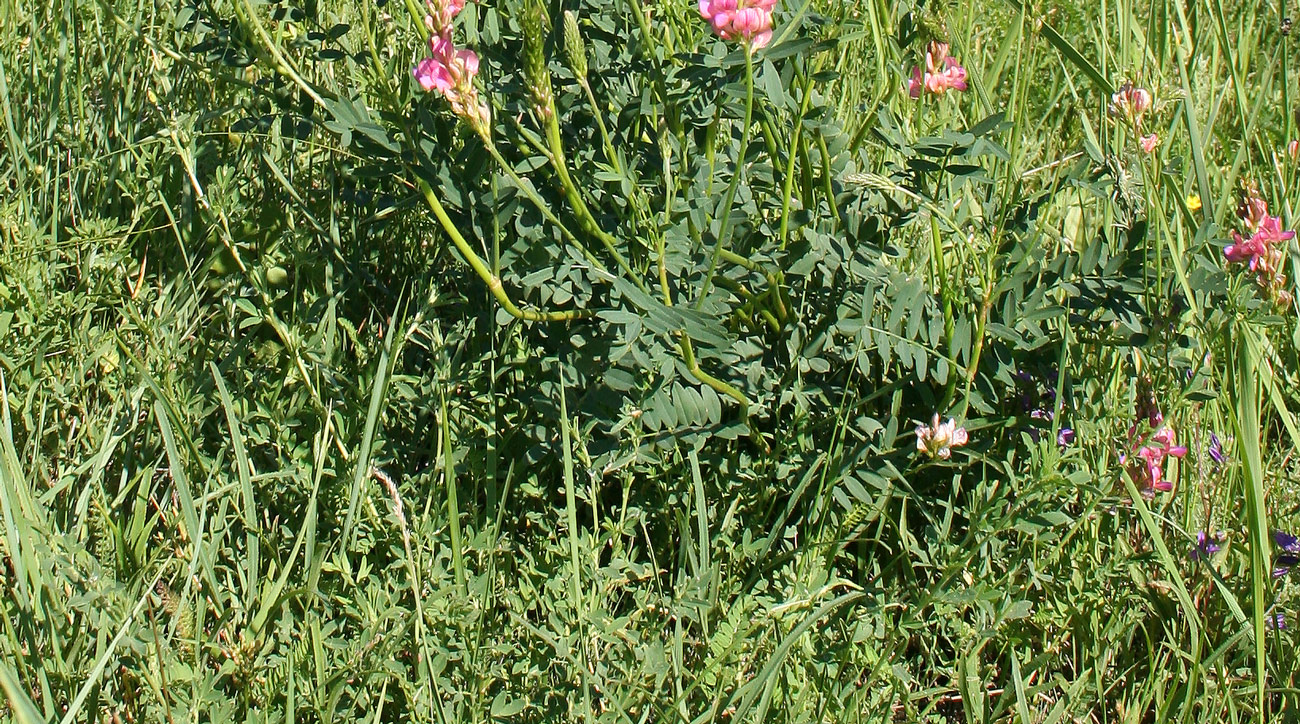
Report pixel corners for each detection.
[481,139,607,274]
[580,78,622,176]
[930,212,956,406]
[779,69,820,248]
[695,49,756,309]
[418,178,587,322]
[556,371,593,719]
[815,129,840,223]
[678,336,750,413]
[439,389,465,590]
[541,111,646,292]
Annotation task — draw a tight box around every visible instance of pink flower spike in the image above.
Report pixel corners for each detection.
[1140,133,1159,154]
[425,0,466,34]
[916,413,969,459]
[699,0,775,48]
[909,41,968,98]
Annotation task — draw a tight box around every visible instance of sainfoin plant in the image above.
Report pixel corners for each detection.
[4,0,1300,720]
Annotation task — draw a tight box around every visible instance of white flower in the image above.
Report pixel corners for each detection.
[915,413,969,459]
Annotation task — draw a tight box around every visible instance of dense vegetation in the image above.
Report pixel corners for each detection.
[3,0,1300,719]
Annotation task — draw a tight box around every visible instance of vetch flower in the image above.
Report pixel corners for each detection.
[413,32,491,133]
[698,0,777,49]
[1108,81,1152,126]
[1289,139,1299,161]
[916,413,968,460]
[1057,428,1075,448]
[1208,432,1225,467]
[423,0,465,35]
[1190,530,1222,561]
[1267,611,1287,631]
[1126,424,1187,496]
[1140,133,1159,154]
[908,41,968,98]
[1224,190,1295,304]
[1237,191,1270,232]
[1275,531,1300,577]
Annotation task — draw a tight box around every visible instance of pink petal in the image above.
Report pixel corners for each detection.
[908,67,923,98]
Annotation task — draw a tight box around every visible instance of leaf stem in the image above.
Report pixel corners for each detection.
[696,48,756,309]
[418,178,587,322]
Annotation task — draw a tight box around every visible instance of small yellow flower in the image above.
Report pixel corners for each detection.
[1187,194,1202,213]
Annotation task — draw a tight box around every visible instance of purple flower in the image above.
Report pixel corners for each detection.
[1275,531,1300,577]
[1208,433,1225,466]
[1268,611,1287,631]
[1057,428,1075,448]
[1190,530,1222,561]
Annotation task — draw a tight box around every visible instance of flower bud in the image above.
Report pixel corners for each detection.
[521,1,555,119]
[562,11,588,82]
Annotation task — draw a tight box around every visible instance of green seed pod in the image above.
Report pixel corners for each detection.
[265,265,290,287]
[562,11,587,82]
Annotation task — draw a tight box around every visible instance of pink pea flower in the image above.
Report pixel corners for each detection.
[1126,425,1186,496]
[1288,140,1299,161]
[424,0,465,35]
[916,413,969,460]
[1224,229,1270,267]
[1225,202,1294,273]
[908,41,968,98]
[1108,81,1152,126]
[1140,133,1159,154]
[413,32,491,132]
[1238,193,1270,232]
[699,0,777,49]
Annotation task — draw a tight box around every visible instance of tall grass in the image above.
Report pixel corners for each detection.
[2,0,1300,720]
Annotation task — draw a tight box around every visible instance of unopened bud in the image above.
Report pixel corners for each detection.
[562,11,588,81]
[521,1,555,118]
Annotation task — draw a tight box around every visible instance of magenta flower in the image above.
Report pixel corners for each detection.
[699,0,777,49]
[1108,82,1152,125]
[1207,432,1226,467]
[1224,193,1295,304]
[908,41,968,98]
[1126,425,1186,496]
[413,32,490,131]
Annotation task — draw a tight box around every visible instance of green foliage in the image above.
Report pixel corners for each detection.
[3,0,1300,720]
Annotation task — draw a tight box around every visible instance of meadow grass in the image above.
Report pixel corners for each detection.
[2,0,1300,721]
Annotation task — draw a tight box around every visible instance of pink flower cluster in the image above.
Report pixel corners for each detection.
[413,0,490,132]
[699,0,777,49]
[908,42,967,98]
[1225,189,1294,305]
[424,0,463,34]
[1126,425,1188,496]
[1108,81,1159,155]
[916,413,968,460]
